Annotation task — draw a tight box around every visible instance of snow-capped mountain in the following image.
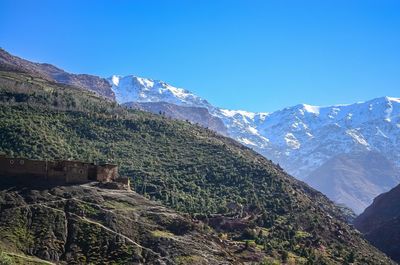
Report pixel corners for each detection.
[109,75,272,150]
[257,97,400,175]
[109,74,400,214]
[109,75,212,109]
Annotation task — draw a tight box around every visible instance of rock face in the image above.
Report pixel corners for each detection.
[354,184,400,263]
[0,182,237,264]
[0,48,114,100]
[304,151,400,214]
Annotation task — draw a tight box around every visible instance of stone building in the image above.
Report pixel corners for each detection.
[0,155,118,185]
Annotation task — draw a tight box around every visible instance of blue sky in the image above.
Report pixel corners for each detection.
[1,0,399,112]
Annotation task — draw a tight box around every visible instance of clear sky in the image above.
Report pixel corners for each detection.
[1,0,399,112]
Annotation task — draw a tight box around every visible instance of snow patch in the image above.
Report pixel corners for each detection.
[240,138,257,146]
[111,75,120,86]
[220,109,256,119]
[164,85,188,98]
[247,126,259,135]
[346,129,369,146]
[284,133,301,149]
[376,127,389,138]
[136,77,154,88]
[387,97,400,103]
[303,104,320,115]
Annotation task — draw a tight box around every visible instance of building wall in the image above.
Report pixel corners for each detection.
[96,164,118,182]
[63,161,90,184]
[47,161,68,183]
[115,176,130,190]
[0,156,47,179]
[0,155,119,185]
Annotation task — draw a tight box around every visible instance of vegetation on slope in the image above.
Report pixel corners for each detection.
[0,70,395,264]
[0,184,238,265]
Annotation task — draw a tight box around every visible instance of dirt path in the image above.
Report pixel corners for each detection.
[5,252,56,265]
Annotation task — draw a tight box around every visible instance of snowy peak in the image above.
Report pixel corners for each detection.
[108,75,211,109]
[274,96,400,127]
[301,104,321,115]
[110,75,120,86]
[387,96,400,103]
[219,109,269,123]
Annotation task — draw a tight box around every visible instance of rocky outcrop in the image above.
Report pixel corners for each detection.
[0,183,237,264]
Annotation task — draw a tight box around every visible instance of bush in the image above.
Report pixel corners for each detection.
[0,250,12,265]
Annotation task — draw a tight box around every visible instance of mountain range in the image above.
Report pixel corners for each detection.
[2,48,399,214]
[109,74,400,214]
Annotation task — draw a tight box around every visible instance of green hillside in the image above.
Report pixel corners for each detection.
[0,70,395,264]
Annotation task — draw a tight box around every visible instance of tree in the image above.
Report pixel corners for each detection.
[282,250,289,263]
[344,251,355,264]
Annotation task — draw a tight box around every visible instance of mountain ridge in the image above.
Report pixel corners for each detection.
[0,48,115,100]
[109,74,400,214]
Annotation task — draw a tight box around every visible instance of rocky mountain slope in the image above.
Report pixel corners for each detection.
[0,69,396,264]
[125,101,228,135]
[0,48,114,100]
[354,184,400,263]
[0,182,240,265]
[109,74,400,214]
